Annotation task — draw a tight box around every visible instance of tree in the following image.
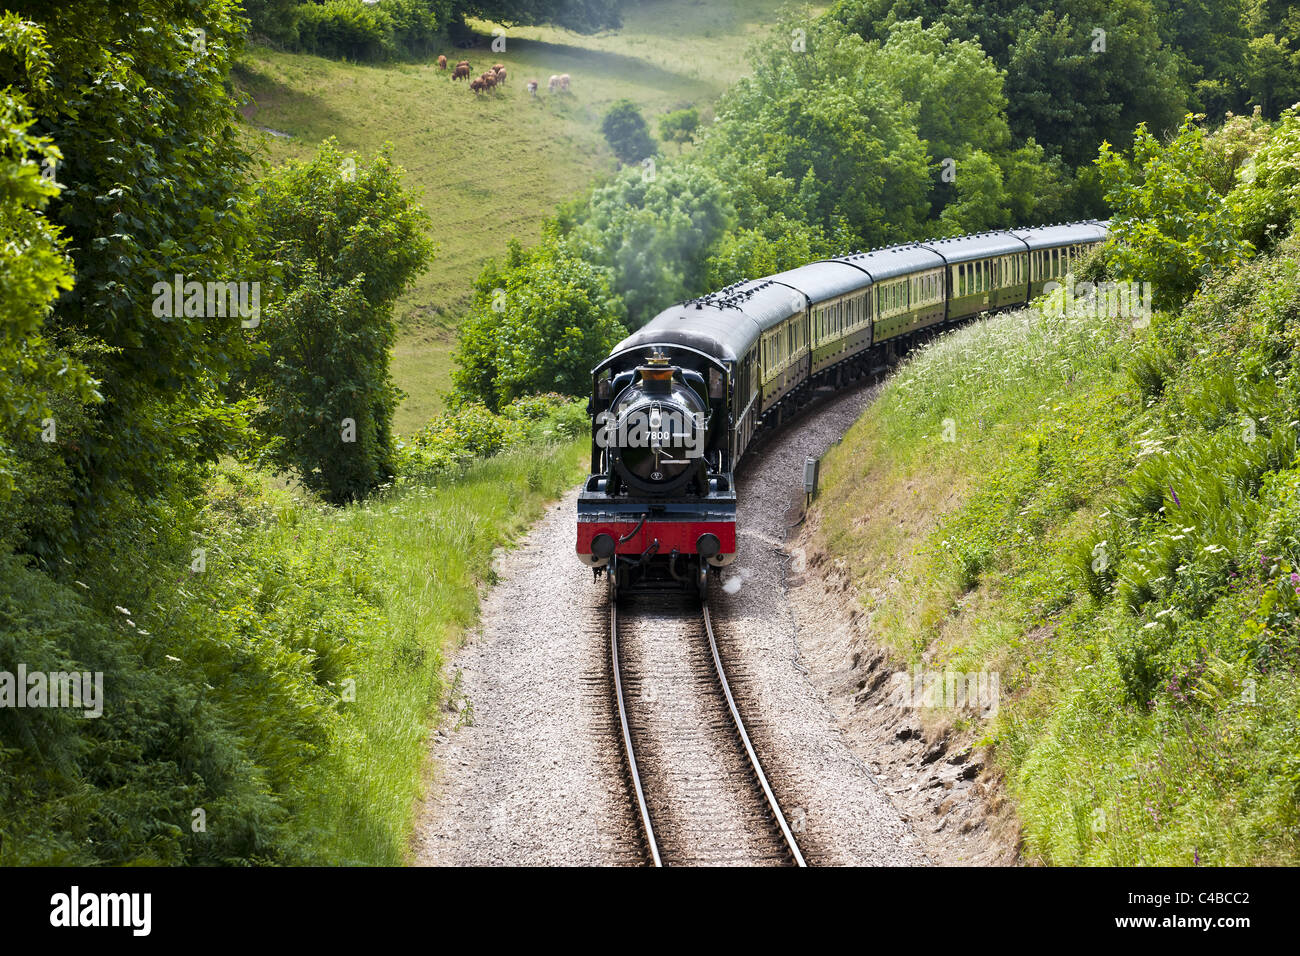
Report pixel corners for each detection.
[601,99,657,165]
[246,140,434,502]
[1003,1,1187,170]
[658,107,700,148]
[703,214,831,289]
[698,18,936,248]
[452,237,627,411]
[1097,115,1252,310]
[833,0,1190,176]
[0,14,96,520]
[569,164,734,327]
[0,0,256,561]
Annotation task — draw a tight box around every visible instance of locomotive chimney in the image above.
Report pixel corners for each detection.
[638,350,674,395]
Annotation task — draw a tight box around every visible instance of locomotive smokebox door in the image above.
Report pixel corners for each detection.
[803,456,820,503]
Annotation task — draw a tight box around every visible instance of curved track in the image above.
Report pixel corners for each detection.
[610,592,807,867]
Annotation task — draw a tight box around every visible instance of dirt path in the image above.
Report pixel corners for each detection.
[415,383,936,866]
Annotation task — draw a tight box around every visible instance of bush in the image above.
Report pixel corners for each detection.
[395,393,586,480]
[1232,106,1300,252]
[1098,114,1254,310]
[0,470,398,865]
[295,1,396,60]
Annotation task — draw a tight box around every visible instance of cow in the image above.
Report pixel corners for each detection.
[453,63,471,80]
[494,67,507,85]
[470,77,485,93]
[482,71,497,90]
[493,63,504,73]
[526,80,538,97]
[548,74,560,92]
[560,73,571,91]
[438,55,447,70]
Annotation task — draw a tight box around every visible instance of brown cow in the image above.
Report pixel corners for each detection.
[494,67,507,85]
[438,55,447,70]
[470,77,485,93]
[492,63,504,73]
[453,64,471,80]
[481,71,497,90]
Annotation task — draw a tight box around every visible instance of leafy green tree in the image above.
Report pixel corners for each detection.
[702,16,1059,246]
[246,140,433,502]
[601,99,657,165]
[1,0,256,560]
[833,0,1189,176]
[0,15,96,511]
[1097,115,1252,310]
[1241,1,1300,117]
[568,163,734,327]
[452,237,627,411]
[703,214,831,288]
[1003,1,1187,170]
[658,106,700,147]
[1151,0,1249,118]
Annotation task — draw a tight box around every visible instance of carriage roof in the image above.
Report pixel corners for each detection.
[1010,221,1109,250]
[833,244,946,281]
[767,260,874,303]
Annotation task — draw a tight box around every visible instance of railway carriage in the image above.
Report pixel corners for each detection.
[1011,221,1109,298]
[577,221,1109,597]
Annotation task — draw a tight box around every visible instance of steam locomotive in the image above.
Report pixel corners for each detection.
[577,221,1109,598]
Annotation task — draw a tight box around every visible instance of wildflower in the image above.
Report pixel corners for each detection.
[1169,485,1181,507]
[115,605,131,616]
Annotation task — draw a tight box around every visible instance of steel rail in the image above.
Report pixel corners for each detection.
[703,601,807,867]
[610,600,662,867]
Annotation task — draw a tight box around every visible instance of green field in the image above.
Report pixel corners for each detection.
[235,0,812,434]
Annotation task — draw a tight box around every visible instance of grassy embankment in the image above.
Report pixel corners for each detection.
[226,432,587,865]
[234,0,804,433]
[812,241,1300,865]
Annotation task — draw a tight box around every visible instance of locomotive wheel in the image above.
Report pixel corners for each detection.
[697,561,709,601]
[608,556,621,603]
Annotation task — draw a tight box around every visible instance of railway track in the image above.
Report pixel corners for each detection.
[610,592,807,867]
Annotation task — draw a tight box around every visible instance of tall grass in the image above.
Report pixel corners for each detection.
[280,440,587,864]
